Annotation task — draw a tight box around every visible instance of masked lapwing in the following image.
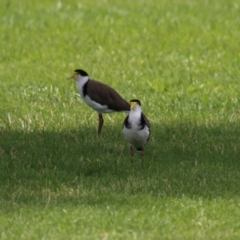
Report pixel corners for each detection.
[122,99,150,168]
[68,69,130,135]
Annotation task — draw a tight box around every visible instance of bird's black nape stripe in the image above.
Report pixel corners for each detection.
[130,99,141,106]
[74,69,88,77]
[82,81,89,97]
[140,113,146,129]
[123,115,131,129]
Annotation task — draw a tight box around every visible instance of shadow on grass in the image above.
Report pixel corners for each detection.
[0,122,240,204]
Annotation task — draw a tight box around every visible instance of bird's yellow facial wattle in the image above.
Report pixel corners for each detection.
[130,101,138,110]
[67,72,78,80]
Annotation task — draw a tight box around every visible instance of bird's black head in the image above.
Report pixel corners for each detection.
[74,69,89,77]
[130,99,141,106]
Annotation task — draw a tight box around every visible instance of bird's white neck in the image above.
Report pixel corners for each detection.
[128,106,142,128]
[76,76,89,98]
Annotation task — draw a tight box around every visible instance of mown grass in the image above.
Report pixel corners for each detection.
[1,0,240,239]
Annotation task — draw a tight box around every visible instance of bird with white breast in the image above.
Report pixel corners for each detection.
[122,99,150,168]
[67,69,130,135]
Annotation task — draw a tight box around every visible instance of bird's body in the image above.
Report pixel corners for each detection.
[68,69,130,135]
[123,113,150,150]
[122,99,150,167]
[76,77,129,113]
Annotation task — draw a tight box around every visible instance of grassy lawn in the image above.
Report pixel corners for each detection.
[1,0,240,239]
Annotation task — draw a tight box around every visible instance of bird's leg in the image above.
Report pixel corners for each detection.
[130,145,134,165]
[98,113,104,136]
[141,149,145,168]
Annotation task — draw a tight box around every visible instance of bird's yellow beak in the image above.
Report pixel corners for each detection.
[130,102,138,110]
[67,72,77,80]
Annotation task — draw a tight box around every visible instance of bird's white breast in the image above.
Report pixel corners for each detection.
[128,111,142,129]
[123,125,149,149]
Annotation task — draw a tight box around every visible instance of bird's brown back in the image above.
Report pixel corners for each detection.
[87,79,130,111]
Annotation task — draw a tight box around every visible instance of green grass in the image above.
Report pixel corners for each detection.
[1,0,240,239]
